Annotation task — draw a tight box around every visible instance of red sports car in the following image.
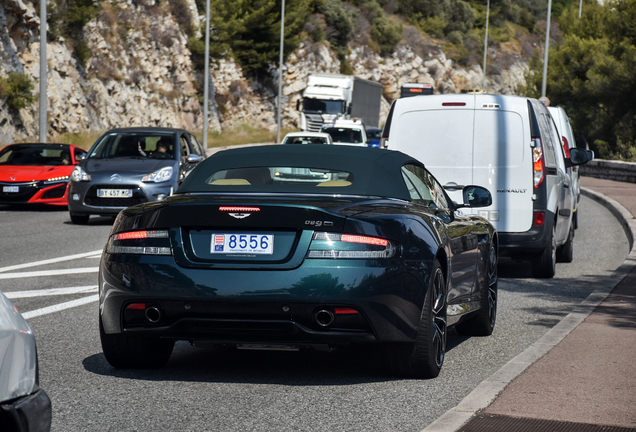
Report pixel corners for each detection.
[0,143,87,206]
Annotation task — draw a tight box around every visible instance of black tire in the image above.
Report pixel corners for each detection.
[556,224,574,263]
[456,241,498,336]
[385,260,447,378]
[99,316,174,369]
[70,212,89,225]
[531,224,556,278]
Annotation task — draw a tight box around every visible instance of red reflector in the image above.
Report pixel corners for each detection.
[341,234,388,246]
[562,137,571,158]
[126,303,146,310]
[334,307,359,315]
[535,212,545,226]
[219,206,260,212]
[410,88,423,93]
[442,102,466,107]
[115,231,148,240]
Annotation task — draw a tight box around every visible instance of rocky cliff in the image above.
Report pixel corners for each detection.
[0,0,529,144]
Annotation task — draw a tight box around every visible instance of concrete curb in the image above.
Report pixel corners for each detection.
[420,187,636,432]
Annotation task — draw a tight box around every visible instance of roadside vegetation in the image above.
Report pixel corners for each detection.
[0,73,36,113]
[14,0,636,159]
[522,0,636,161]
[53,125,296,151]
[201,124,297,148]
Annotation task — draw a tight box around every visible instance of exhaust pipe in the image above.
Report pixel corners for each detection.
[315,309,335,327]
[145,306,162,323]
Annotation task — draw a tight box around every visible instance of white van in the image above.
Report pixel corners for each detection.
[548,105,581,228]
[382,94,592,278]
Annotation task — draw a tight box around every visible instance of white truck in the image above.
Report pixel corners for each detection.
[296,73,383,132]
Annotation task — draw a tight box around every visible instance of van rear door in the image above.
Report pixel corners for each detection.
[385,94,476,202]
[472,95,534,233]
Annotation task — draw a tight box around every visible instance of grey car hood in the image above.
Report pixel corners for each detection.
[0,291,37,402]
[85,158,175,176]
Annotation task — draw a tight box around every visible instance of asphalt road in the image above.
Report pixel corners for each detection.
[0,195,629,432]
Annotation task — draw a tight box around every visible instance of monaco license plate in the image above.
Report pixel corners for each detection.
[97,189,132,198]
[3,186,19,193]
[211,233,274,254]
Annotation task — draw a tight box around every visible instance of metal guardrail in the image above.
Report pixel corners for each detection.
[579,159,636,184]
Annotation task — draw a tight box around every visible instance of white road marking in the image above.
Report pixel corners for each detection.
[0,250,103,273]
[21,295,99,320]
[4,286,98,299]
[0,267,99,280]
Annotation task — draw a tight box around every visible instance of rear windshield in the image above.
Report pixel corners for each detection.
[89,132,176,160]
[321,127,363,144]
[283,136,330,145]
[206,166,353,189]
[0,145,73,166]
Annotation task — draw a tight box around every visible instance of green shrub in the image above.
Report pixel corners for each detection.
[49,0,99,66]
[444,0,475,34]
[320,0,356,48]
[371,14,403,54]
[0,73,36,112]
[415,14,447,38]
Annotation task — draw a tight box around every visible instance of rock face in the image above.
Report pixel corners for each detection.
[0,0,529,144]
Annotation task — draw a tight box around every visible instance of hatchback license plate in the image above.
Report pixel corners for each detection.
[211,234,274,254]
[3,186,19,193]
[97,189,132,198]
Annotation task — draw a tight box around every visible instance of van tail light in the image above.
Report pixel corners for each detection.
[532,137,546,188]
[562,136,571,158]
[107,230,172,255]
[307,232,397,259]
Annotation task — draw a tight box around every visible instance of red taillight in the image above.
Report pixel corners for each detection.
[219,206,260,212]
[335,307,359,315]
[307,232,396,259]
[108,230,172,255]
[115,231,148,240]
[535,212,545,226]
[562,136,571,158]
[341,234,388,247]
[532,137,546,188]
[114,230,168,240]
[126,303,146,310]
[442,102,466,107]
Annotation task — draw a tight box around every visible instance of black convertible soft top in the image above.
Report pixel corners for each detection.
[178,145,423,201]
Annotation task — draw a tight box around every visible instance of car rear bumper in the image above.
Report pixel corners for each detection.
[498,211,554,258]
[99,256,430,344]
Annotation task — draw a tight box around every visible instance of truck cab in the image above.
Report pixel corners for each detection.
[297,74,383,132]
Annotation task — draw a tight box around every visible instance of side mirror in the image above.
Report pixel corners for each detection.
[187,154,202,163]
[565,148,594,168]
[76,153,86,162]
[461,185,492,208]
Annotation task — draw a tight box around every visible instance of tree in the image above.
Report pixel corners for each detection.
[208,0,312,77]
[523,0,636,159]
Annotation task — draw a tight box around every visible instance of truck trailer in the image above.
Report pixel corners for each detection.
[297,73,383,132]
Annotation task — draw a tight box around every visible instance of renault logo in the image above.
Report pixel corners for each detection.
[10,177,15,181]
[110,174,122,182]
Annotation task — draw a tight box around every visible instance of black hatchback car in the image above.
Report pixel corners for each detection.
[68,127,206,224]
